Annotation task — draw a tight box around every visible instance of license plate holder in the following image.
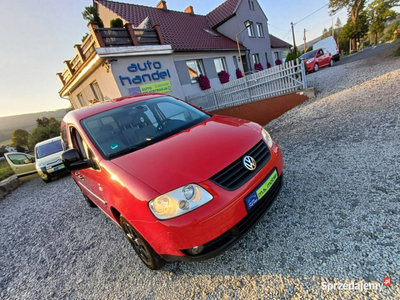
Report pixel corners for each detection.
[244,169,278,211]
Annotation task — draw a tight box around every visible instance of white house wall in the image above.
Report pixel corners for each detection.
[69,65,121,108]
[215,0,274,69]
[172,51,239,96]
[97,3,125,27]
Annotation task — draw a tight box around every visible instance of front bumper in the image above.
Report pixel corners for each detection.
[161,172,283,262]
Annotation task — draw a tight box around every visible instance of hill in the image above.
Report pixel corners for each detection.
[0,109,67,144]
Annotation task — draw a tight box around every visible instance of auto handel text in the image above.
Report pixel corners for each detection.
[322,281,383,292]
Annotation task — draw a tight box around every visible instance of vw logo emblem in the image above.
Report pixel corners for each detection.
[243,156,257,171]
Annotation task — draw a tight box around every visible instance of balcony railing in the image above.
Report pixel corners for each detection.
[57,23,163,88]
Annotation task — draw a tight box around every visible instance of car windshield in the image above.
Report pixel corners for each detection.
[300,50,317,60]
[36,140,63,158]
[81,96,210,159]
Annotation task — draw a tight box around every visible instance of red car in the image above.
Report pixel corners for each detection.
[300,48,333,72]
[61,94,284,269]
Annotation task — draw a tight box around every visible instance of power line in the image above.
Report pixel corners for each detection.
[294,3,329,25]
[267,23,289,31]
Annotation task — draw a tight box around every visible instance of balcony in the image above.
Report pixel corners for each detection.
[57,22,164,90]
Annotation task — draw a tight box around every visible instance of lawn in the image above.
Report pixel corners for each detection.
[0,160,14,181]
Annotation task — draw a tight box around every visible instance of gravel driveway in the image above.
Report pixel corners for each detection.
[1,46,400,299]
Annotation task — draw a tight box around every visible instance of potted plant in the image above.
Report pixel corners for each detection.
[218,70,230,84]
[235,68,243,79]
[254,63,264,71]
[197,74,211,90]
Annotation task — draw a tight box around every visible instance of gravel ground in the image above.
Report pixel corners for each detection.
[1,46,400,299]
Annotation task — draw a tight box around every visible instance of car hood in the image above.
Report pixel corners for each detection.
[111,115,263,194]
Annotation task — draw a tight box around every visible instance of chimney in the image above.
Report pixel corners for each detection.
[184,5,194,14]
[156,1,167,10]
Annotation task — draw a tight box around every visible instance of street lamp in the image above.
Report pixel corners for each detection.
[236,20,252,77]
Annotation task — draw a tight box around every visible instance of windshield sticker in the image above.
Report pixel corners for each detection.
[110,144,119,150]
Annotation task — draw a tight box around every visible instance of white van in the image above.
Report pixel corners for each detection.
[34,136,66,183]
[313,36,340,62]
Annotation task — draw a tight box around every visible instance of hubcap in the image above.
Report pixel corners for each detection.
[124,224,151,265]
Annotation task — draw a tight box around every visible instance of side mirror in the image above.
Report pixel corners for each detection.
[61,149,91,171]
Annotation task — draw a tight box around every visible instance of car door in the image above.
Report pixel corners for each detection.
[4,152,37,178]
[316,49,324,66]
[322,48,330,66]
[68,126,108,209]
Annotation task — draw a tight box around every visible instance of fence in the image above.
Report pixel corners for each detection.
[185,59,307,111]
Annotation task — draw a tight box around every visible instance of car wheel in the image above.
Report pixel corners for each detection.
[314,63,319,72]
[42,177,51,183]
[120,216,166,270]
[83,194,97,208]
[329,59,334,67]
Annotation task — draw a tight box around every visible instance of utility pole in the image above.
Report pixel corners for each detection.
[291,22,297,54]
[303,28,307,53]
[332,17,334,38]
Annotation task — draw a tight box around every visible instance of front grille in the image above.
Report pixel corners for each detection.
[210,140,270,190]
[184,172,282,257]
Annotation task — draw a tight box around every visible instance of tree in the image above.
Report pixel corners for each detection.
[341,13,369,51]
[329,0,367,50]
[110,18,124,28]
[368,0,397,45]
[82,6,104,27]
[11,129,29,148]
[322,28,331,39]
[28,117,61,149]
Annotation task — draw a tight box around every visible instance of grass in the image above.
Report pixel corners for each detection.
[0,160,14,181]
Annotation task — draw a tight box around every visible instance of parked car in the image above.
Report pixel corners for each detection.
[300,48,333,72]
[313,36,340,62]
[4,152,37,179]
[60,94,284,270]
[34,137,66,183]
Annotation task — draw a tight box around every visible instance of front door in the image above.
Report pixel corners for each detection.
[4,152,37,178]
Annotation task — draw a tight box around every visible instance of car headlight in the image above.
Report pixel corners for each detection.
[149,184,213,220]
[262,128,274,148]
[307,58,315,64]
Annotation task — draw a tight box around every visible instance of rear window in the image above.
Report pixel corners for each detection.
[36,140,63,159]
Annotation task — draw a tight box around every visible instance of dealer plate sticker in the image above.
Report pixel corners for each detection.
[245,169,278,210]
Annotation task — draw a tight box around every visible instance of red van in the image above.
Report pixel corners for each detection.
[61,94,284,269]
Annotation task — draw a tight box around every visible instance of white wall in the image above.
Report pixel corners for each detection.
[69,65,121,108]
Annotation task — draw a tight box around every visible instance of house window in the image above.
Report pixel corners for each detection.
[247,22,255,37]
[248,0,255,10]
[252,53,260,64]
[274,52,280,61]
[265,52,269,64]
[90,81,104,101]
[77,93,85,108]
[213,57,227,74]
[233,56,238,69]
[186,60,205,83]
[256,23,264,37]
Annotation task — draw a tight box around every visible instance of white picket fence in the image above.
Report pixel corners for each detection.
[185,59,307,111]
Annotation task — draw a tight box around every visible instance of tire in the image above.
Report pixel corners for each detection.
[120,216,166,270]
[329,59,334,67]
[83,194,97,208]
[42,176,51,183]
[313,63,319,72]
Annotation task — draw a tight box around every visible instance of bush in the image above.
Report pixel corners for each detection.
[217,70,230,84]
[110,18,123,28]
[396,46,400,56]
[197,74,211,90]
[285,52,299,64]
[235,68,243,79]
[275,59,282,65]
[254,63,264,71]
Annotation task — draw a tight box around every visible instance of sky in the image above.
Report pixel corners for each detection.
[0,0,349,117]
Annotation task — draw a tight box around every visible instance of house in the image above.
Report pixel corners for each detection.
[58,0,279,109]
[269,35,292,64]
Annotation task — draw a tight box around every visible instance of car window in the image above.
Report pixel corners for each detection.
[61,127,68,150]
[36,140,63,159]
[81,96,209,159]
[7,154,33,165]
[300,50,317,60]
[70,127,89,160]
[323,48,328,54]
